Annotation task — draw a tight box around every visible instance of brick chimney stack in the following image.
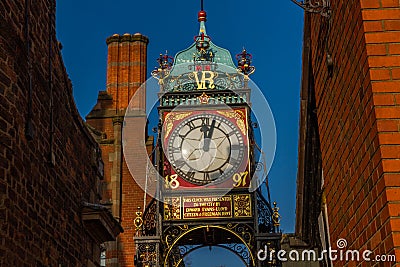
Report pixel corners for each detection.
[86,33,151,267]
[105,33,149,112]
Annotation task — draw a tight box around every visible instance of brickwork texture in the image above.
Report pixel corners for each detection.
[86,33,151,267]
[307,0,400,265]
[0,0,110,266]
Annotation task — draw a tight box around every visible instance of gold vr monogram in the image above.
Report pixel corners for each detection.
[193,70,216,89]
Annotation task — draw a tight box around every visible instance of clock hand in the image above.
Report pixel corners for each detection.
[203,119,216,152]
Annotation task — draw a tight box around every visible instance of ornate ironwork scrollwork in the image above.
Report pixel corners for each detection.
[162,72,244,92]
[162,225,190,266]
[136,242,159,267]
[162,224,256,266]
[255,162,264,172]
[163,224,190,249]
[226,223,254,249]
[291,0,331,18]
[167,245,185,267]
[257,192,274,233]
[174,243,252,266]
[164,197,181,221]
[142,198,157,236]
[224,243,251,263]
[233,194,252,218]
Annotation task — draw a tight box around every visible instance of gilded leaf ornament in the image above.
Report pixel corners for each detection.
[217,110,247,135]
[164,112,193,138]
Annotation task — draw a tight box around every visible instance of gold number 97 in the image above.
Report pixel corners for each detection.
[233,171,248,187]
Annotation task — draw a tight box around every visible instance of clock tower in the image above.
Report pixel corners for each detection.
[133,4,280,267]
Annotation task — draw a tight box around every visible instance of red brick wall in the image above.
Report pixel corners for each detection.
[106,34,148,112]
[117,116,151,267]
[86,33,150,266]
[0,0,106,265]
[308,0,400,265]
[362,0,400,263]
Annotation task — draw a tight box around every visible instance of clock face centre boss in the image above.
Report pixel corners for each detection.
[163,110,248,186]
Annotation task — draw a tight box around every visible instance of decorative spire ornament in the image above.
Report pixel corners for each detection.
[236,48,255,77]
[151,52,173,88]
[134,207,143,236]
[193,0,214,62]
[272,202,281,231]
[236,48,255,88]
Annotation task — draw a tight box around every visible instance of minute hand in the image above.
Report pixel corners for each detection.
[203,119,216,151]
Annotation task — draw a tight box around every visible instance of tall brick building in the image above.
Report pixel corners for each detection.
[86,33,152,266]
[296,0,400,265]
[0,0,122,266]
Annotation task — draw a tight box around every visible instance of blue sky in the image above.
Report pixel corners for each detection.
[56,0,304,262]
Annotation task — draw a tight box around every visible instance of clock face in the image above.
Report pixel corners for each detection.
[166,112,245,186]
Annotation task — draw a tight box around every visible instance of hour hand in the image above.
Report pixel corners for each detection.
[203,119,216,151]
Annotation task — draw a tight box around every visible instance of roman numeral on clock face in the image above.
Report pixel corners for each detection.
[231,144,241,150]
[227,131,236,137]
[174,159,186,168]
[186,120,196,130]
[165,111,247,186]
[170,147,181,153]
[187,171,195,180]
[229,157,240,166]
[201,117,210,126]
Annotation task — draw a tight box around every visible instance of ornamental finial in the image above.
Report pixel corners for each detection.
[151,52,173,86]
[236,48,255,77]
[272,201,281,230]
[198,0,206,21]
[134,207,143,236]
[194,1,212,61]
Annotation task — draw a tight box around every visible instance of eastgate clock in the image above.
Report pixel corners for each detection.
[163,109,250,189]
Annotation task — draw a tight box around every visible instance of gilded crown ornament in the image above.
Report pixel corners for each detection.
[236,48,255,78]
[151,52,174,87]
[194,32,214,62]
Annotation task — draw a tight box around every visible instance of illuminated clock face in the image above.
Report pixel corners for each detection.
[167,113,245,185]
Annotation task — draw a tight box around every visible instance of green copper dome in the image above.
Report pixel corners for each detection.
[157,10,246,93]
[172,21,236,69]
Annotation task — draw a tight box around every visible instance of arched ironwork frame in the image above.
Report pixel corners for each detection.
[163,225,256,267]
[141,198,157,236]
[175,244,249,266]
